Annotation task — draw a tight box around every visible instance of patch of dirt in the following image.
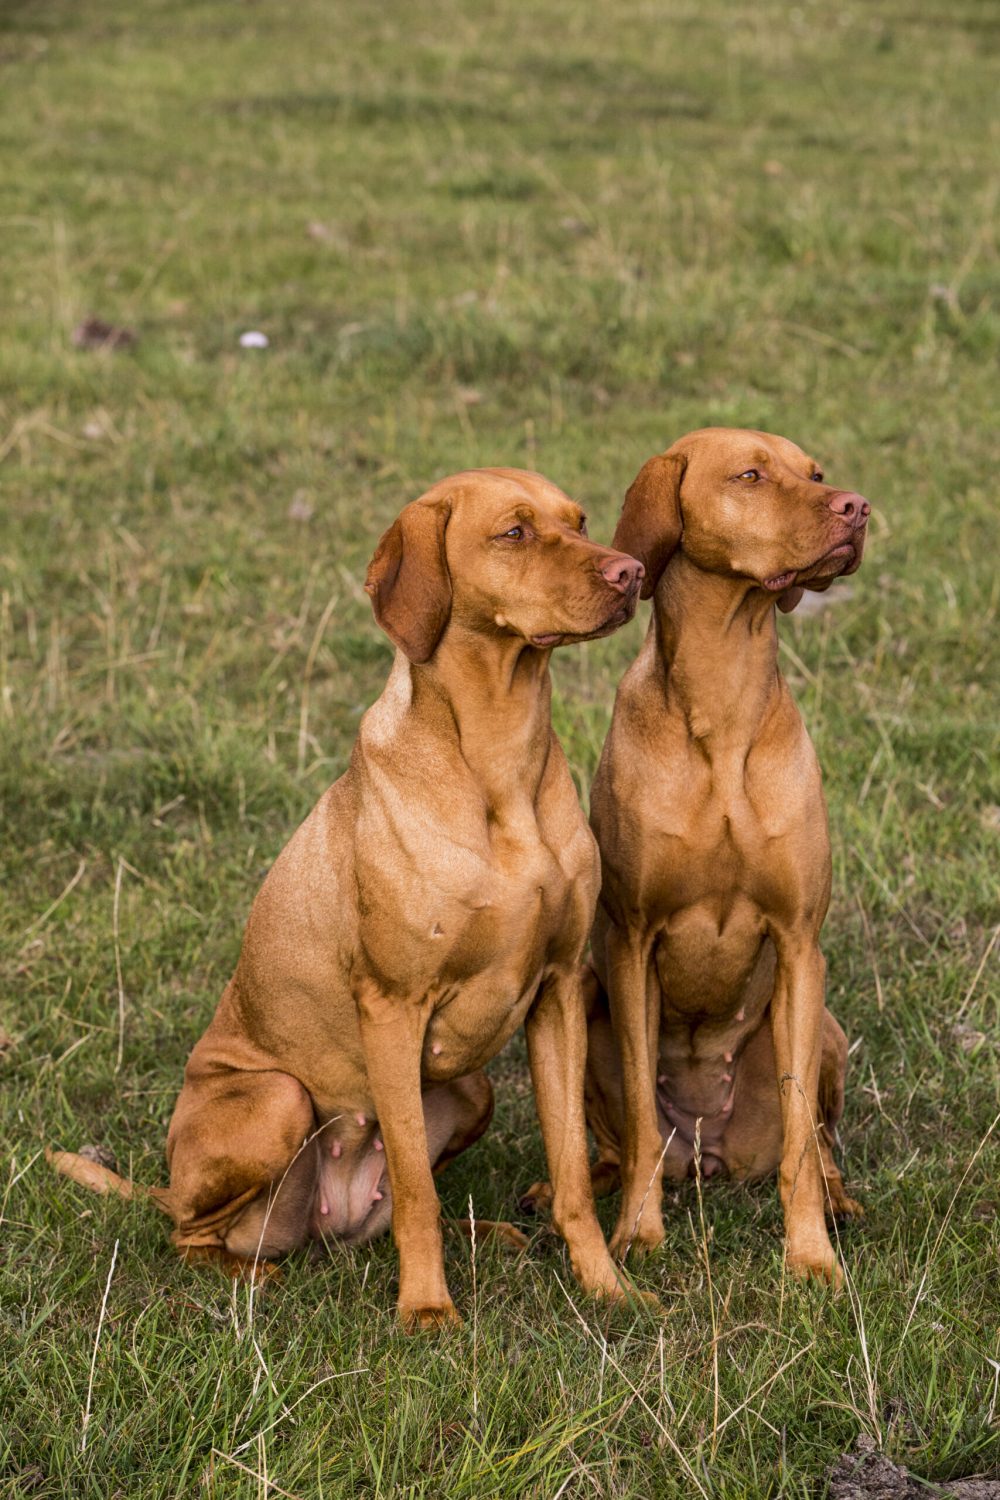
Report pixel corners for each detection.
[825,1436,1000,1498]
[72,316,137,350]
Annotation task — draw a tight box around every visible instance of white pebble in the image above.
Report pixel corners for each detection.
[239,330,269,348]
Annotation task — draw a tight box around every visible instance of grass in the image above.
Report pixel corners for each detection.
[0,0,998,1493]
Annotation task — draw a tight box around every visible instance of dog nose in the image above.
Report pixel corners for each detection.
[600,554,645,593]
[829,490,870,526]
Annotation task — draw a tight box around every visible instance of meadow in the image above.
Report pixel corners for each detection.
[1,0,998,1494]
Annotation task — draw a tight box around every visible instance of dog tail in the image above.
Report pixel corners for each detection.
[46,1148,175,1217]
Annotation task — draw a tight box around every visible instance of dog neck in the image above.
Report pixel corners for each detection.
[650,552,784,750]
[410,623,555,819]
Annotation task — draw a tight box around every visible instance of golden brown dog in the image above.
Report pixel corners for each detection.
[52,467,646,1330]
[565,429,867,1285]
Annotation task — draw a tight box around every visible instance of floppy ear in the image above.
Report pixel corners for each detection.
[364,497,452,662]
[612,453,686,599]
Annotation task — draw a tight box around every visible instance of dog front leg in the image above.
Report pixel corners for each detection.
[525,967,636,1303]
[357,986,458,1331]
[769,935,840,1287]
[604,925,665,1261]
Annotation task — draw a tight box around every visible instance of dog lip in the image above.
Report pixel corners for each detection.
[529,597,635,650]
[807,540,856,576]
[764,540,857,593]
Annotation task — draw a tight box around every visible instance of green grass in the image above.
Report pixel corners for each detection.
[1,0,998,1494]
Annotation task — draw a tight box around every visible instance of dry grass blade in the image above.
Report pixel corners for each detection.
[556,1276,711,1500]
[81,1239,119,1452]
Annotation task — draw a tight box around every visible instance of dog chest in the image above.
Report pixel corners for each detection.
[653,895,771,1021]
[420,966,547,1079]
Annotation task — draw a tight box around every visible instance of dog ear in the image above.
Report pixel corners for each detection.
[612,453,686,599]
[365,497,452,662]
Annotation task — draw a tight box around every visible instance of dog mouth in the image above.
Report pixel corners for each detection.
[763,538,860,594]
[530,592,639,649]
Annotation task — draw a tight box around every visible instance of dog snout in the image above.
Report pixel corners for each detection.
[600,553,645,594]
[828,490,870,528]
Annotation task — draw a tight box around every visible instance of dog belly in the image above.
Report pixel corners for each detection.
[310,1127,390,1244]
[651,917,777,1178]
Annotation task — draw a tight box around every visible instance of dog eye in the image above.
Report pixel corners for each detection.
[737,469,760,483]
[811,471,823,483]
[498,525,524,541]
[578,516,588,536]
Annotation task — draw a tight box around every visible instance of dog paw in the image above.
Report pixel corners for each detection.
[449,1218,529,1251]
[399,1299,462,1333]
[517,1180,553,1215]
[787,1244,843,1291]
[826,1192,865,1224]
[609,1283,664,1314]
[180,1245,284,1286]
[584,1270,664,1315]
[489,1221,530,1251]
[609,1218,664,1264]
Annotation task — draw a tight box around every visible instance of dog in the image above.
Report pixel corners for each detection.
[51,467,647,1330]
[529,428,868,1286]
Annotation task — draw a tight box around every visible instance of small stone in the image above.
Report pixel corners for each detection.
[287,491,314,522]
[77,1143,118,1172]
[238,330,269,349]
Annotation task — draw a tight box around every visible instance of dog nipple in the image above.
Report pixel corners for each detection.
[735,1009,745,1022]
[331,1140,342,1159]
[355,1112,366,1127]
[431,1043,442,1056]
[320,1199,329,1216]
[722,1073,732,1084]
[657,1073,667,1085]
[374,1138,383,1151]
[724,1052,733,1064]
[373,1190,383,1202]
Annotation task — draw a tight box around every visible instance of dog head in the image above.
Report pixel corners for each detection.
[613,428,869,612]
[366,468,644,661]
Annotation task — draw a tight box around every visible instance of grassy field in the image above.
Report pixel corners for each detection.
[1,0,998,1494]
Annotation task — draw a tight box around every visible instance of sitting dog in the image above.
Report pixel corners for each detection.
[558,429,867,1285]
[51,468,646,1330]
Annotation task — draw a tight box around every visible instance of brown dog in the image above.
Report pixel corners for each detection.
[52,468,646,1330]
[573,429,867,1285]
